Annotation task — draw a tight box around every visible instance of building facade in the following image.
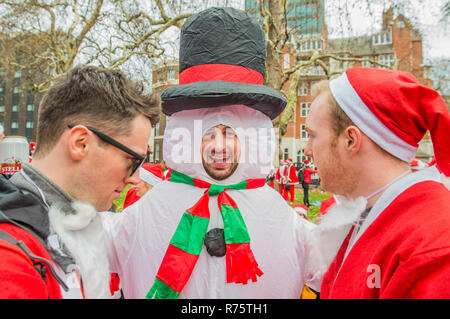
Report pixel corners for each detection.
[0,69,40,142]
[150,7,435,167]
[150,59,179,163]
[280,8,434,164]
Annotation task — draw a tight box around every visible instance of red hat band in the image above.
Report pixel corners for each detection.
[179,64,263,86]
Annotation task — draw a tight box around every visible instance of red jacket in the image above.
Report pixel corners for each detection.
[287,165,299,184]
[303,168,317,184]
[321,181,450,298]
[0,223,63,299]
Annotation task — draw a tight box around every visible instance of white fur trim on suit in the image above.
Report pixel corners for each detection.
[330,72,417,162]
[312,196,367,272]
[48,201,111,299]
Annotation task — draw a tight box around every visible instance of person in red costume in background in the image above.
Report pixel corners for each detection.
[275,159,288,199]
[123,163,165,209]
[301,159,318,207]
[286,158,299,205]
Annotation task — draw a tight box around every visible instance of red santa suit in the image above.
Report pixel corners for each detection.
[275,161,288,199]
[318,67,450,299]
[320,168,450,298]
[0,223,63,298]
[286,159,299,204]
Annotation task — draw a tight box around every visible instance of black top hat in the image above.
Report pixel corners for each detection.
[160,7,286,120]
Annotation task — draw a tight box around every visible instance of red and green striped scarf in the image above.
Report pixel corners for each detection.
[146,169,265,299]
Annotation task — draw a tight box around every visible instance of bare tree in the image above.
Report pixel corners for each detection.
[0,0,193,92]
[252,0,392,137]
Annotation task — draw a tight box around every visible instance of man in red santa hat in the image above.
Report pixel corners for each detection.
[286,158,299,205]
[409,158,428,172]
[123,163,165,209]
[275,159,288,199]
[307,67,450,298]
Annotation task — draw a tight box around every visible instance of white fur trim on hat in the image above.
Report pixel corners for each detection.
[139,167,163,185]
[329,72,417,162]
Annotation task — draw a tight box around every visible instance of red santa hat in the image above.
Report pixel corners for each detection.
[287,158,293,164]
[293,203,308,217]
[29,141,36,154]
[139,163,164,186]
[330,67,450,177]
[410,158,427,171]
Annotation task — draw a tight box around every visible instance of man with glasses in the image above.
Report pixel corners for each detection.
[0,65,160,298]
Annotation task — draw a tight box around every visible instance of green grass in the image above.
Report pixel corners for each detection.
[292,186,332,224]
[113,184,132,212]
[114,184,333,224]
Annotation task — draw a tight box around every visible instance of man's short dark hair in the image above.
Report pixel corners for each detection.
[34,65,160,157]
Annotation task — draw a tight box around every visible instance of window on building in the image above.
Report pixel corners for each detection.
[0,105,4,113]
[300,102,311,117]
[154,143,160,162]
[167,69,176,81]
[155,121,161,136]
[301,124,308,139]
[379,54,394,68]
[396,21,405,28]
[283,53,290,69]
[11,121,18,129]
[298,82,308,96]
[299,39,323,52]
[284,148,289,160]
[14,71,21,78]
[12,105,19,112]
[13,86,20,94]
[297,150,302,164]
[372,30,392,46]
[26,121,33,128]
[27,104,34,111]
[362,56,372,68]
[0,87,4,94]
[298,149,309,163]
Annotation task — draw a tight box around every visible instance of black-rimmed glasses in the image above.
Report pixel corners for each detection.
[68,125,147,176]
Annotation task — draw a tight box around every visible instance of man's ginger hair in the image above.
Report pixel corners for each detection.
[311,79,354,139]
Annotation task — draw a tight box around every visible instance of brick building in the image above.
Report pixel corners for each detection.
[150,7,435,166]
[0,69,40,142]
[150,60,179,163]
[281,8,434,164]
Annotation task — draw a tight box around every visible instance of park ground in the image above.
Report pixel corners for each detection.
[113,184,332,225]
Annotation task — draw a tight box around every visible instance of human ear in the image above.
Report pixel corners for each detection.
[344,125,362,156]
[66,126,91,161]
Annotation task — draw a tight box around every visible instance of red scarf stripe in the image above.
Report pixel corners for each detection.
[245,179,266,189]
[226,243,263,284]
[218,191,238,210]
[192,178,211,189]
[186,193,210,219]
[155,244,200,293]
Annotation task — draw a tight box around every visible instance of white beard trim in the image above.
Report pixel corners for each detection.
[48,201,111,299]
[312,196,367,273]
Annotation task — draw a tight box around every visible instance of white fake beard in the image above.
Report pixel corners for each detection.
[312,195,367,273]
[48,201,111,299]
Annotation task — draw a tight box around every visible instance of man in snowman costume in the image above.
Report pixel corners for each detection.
[101,7,322,299]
